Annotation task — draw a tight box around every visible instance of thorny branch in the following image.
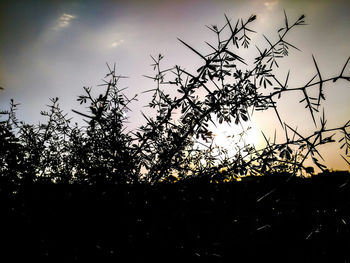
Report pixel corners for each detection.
[136,13,350,182]
[1,13,349,185]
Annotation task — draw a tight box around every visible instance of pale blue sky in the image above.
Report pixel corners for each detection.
[1,0,349,170]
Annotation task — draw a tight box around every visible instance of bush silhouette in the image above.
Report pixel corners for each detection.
[0,12,349,186]
[1,12,350,262]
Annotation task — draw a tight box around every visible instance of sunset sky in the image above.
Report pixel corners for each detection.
[1,0,349,171]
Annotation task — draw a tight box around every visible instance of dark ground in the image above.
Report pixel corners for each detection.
[0,171,349,262]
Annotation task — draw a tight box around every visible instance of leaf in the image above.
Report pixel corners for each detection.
[259,77,264,87]
[235,117,239,125]
[265,78,272,86]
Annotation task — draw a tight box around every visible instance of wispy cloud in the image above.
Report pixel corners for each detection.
[54,13,76,30]
[264,0,278,10]
[110,39,125,48]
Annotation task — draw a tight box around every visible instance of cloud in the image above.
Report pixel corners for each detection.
[264,0,278,10]
[54,13,76,30]
[110,39,125,48]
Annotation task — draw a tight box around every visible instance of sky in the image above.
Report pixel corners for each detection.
[1,0,350,171]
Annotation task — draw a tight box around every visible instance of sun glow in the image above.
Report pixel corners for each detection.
[191,117,262,173]
[208,120,260,157]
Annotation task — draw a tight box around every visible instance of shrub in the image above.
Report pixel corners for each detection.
[1,12,349,186]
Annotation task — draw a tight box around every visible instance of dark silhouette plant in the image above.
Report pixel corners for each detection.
[0,12,349,187]
[134,12,350,183]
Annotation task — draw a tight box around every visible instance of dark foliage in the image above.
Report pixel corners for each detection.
[0,12,350,261]
[0,172,349,261]
[1,13,349,186]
